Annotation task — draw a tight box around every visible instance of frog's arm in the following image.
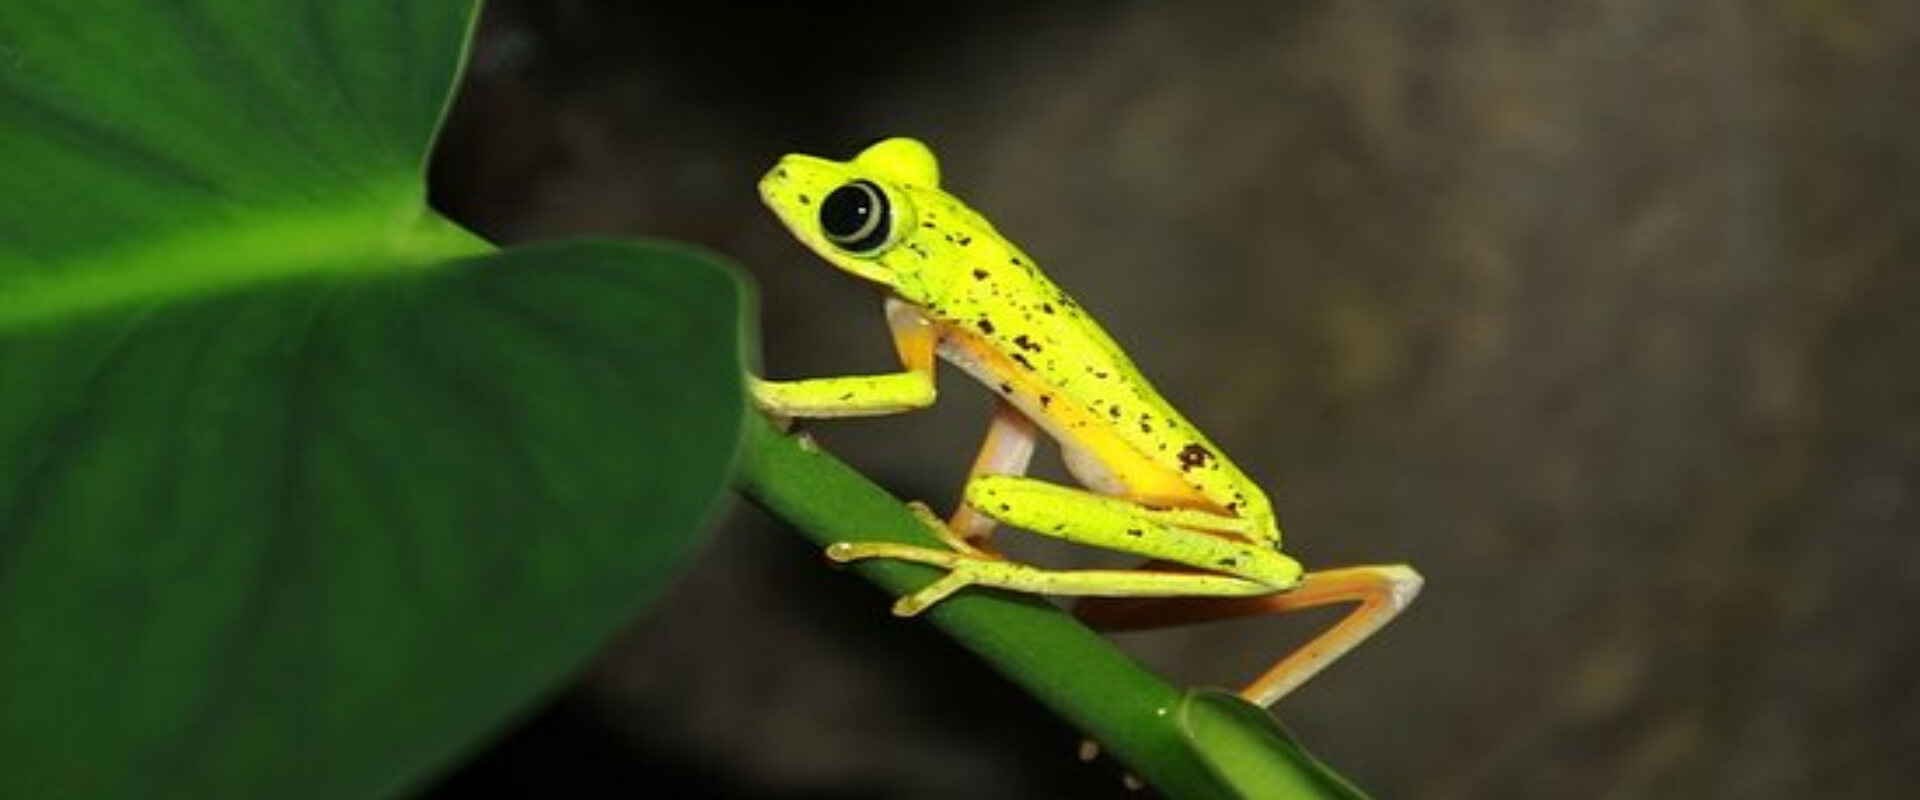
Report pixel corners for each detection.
[752,298,937,418]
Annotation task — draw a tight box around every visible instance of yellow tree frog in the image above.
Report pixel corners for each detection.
[751,138,1421,707]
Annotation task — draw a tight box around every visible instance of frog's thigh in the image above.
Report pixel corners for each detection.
[964,475,1286,583]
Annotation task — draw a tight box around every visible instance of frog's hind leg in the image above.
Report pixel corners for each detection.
[1074,564,1423,708]
[827,475,1301,615]
[933,400,1039,555]
[826,542,1280,616]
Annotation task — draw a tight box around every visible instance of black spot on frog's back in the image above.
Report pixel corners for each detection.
[1178,443,1214,472]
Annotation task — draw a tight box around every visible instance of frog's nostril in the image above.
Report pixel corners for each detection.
[757,168,790,201]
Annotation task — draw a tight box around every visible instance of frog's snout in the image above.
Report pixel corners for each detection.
[758,155,826,218]
[757,157,817,241]
[757,159,792,205]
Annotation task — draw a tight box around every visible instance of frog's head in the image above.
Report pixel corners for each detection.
[760,137,942,296]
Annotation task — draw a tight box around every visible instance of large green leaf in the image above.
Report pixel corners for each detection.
[0,0,745,796]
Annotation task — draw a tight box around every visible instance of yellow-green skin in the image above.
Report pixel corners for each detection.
[754,138,1303,614]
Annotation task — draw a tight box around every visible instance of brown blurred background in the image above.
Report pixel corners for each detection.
[421,1,1920,797]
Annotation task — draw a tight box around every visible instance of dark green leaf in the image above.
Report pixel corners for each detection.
[0,0,748,796]
[0,241,744,797]
[0,0,474,290]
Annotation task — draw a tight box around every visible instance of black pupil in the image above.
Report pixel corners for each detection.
[819,180,890,253]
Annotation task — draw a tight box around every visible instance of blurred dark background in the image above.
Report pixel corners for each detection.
[420,1,1919,797]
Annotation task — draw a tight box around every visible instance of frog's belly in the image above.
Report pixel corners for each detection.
[936,330,1212,509]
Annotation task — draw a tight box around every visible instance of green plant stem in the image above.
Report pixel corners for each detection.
[735,412,1336,798]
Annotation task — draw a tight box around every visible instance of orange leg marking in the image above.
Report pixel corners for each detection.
[1075,564,1422,708]
[943,400,1039,550]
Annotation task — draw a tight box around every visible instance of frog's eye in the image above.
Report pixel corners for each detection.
[819,180,893,254]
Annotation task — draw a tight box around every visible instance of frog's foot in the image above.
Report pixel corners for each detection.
[824,542,995,616]
[903,500,994,558]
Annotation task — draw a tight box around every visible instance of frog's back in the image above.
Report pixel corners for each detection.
[906,192,1274,530]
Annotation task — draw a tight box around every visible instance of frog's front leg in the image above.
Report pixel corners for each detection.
[751,298,937,419]
[829,475,1301,616]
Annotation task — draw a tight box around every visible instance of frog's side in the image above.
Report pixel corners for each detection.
[753,138,1419,710]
